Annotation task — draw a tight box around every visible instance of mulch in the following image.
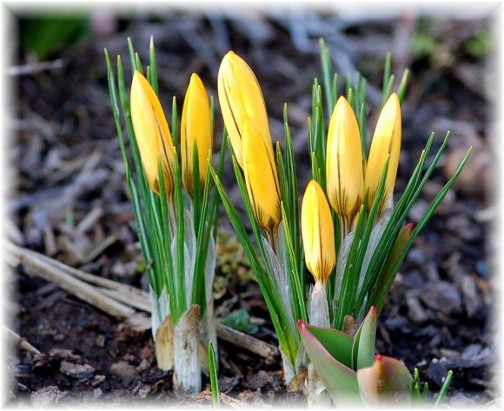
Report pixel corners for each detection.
[6,9,497,407]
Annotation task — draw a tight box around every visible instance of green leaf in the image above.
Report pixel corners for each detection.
[300,322,354,369]
[352,306,376,370]
[209,164,296,363]
[298,320,361,405]
[434,370,453,408]
[208,341,220,408]
[222,309,259,335]
[21,15,89,60]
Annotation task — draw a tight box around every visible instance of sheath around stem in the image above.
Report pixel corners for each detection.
[173,304,201,398]
[307,281,331,406]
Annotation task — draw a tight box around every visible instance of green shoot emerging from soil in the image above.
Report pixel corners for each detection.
[105,37,224,397]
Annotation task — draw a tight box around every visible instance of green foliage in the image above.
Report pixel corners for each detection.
[314,39,471,329]
[208,341,220,408]
[105,38,224,326]
[299,307,453,406]
[465,28,492,58]
[20,15,89,60]
[411,18,440,59]
[222,309,259,335]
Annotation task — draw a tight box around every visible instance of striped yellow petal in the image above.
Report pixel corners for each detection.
[181,73,213,195]
[301,180,336,284]
[365,93,401,210]
[130,70,175,195]
[218,51,271,167]
[242,120,281,234]
[326,96,365,232]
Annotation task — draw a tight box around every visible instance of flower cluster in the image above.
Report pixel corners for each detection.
[107,39,469,403]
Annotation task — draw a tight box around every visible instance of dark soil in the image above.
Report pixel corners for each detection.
[6,9,498,408]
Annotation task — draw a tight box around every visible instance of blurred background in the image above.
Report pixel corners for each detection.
[5,4,499,406]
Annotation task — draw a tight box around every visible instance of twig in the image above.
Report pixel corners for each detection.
[8,241,280,360]
[5,241,135,318]
[193,389,247,409]
[4,325,41,355]
[216,323,279,361]
[8,241,146,300]
[100,288,152,313]
[6,59,65,76]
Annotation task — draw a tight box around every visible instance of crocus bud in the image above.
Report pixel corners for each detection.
[364,93,401,211]
[130,70,175,196]
[181,73,213,195]
[326,96,365,233]
[301,180,336,284]
[217,51,271,167]
[242,121,281,235]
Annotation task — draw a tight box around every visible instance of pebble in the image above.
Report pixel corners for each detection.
[110,361,138,379]
[420,281,462,315]
[406,295,429,323]
[459,275,480,318]
[137,384,151,399]
[60,360,95,379]
[247,370,270,390]
[30,385,66,407]
[408,200,428,223]
[448,392,477,407]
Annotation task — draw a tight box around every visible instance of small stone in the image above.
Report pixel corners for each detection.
[110,361,138,379]
[408,200,428,223]
[96,335,105,347]
[459,275,480,318]
[420,281,462,315]
[446,215,480,241]
[247,370,270,390]
[60,360,95,379]
[406,248,427,265]
[93,388,103,399]
[30,385,66,407]
[137,385,151,399]
[136,358,151,372]
[448,392,477,407]
[427,358,450,387]
[91,374,106,387]
[444,138,490,199]
[406,296,429,323]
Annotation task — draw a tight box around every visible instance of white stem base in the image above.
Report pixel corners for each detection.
[173,304,201,398]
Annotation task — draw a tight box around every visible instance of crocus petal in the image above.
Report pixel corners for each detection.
[218,51,271,167]
[181,73,213,194]
[242,120,281,234]
[301,180,336,284]
[326,96,364,228]
[130,70,175,195]
[365,93,401,210]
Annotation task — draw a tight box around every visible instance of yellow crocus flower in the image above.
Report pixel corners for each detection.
[181,73,213,195]
[326,96,365,234]
[130,70,175,195]
[301,180,336,284]
[218,51,271,167]
[364,93,402,210]
[242,121,282,235]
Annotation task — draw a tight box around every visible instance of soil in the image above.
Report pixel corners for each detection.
[6,9,498,408]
